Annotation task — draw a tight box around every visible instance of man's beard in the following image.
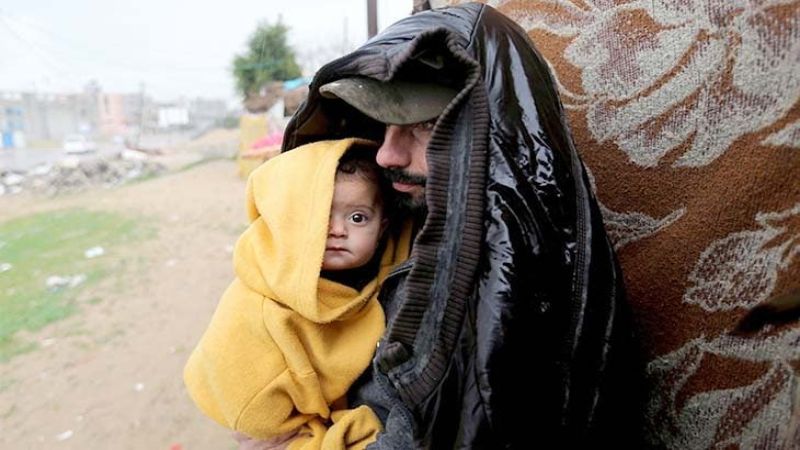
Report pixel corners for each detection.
[384,168,427,214]
[395,191,427,214]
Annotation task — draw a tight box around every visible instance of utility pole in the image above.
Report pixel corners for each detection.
[136,82,146,148]
[367,0,377,38]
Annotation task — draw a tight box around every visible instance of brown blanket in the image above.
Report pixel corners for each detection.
[437,0,799,447]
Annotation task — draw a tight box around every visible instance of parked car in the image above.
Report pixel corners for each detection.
[62,134,97,154]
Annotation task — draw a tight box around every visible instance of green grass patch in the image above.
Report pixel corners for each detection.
[0,208,150,362]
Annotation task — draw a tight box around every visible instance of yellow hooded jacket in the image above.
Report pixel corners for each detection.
[184,138,411,449]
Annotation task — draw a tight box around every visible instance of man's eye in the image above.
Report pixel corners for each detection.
[411,119,436,140]
[349,213,367,224]
[414,119,436,133]
[415,120,436,131]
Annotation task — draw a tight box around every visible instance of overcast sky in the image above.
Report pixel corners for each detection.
[0,0,412,102]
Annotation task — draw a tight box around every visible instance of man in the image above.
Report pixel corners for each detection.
[282,3,644,448]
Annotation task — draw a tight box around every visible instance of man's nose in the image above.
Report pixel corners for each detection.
[376,125,410,169]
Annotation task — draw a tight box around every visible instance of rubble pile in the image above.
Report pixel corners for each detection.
[0,151,166,196]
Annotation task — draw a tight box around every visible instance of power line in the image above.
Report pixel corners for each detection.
[0,9,228,73]
[0,13,78,83]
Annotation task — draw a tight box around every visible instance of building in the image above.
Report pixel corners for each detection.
[0,82,229,148]
[0,92,25,148]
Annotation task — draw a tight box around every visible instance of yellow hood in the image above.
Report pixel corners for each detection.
[236,138,396,323]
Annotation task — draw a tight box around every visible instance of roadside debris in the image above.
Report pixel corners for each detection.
[54,430,74,441]
[84,246,105,259]
[0,152,165,197]
[2,173,24,186]
[0,262,11,273]
[45,274,87,290]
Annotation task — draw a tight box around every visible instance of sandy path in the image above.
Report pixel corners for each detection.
[0,159,248,449]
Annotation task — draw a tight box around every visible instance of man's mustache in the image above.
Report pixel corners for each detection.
[384,168,427,187]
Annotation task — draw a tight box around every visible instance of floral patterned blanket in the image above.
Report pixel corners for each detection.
[445,1,800,447]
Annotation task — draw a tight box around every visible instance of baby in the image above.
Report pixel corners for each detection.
[184,138,411,450]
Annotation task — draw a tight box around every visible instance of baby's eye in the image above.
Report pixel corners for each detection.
[349,213,368,224]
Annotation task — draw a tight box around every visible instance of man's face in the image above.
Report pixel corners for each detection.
[375,121,433,211]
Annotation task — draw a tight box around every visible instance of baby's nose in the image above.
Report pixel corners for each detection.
[328,217,346,236]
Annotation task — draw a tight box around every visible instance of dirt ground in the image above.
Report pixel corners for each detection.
[0,150,250,449]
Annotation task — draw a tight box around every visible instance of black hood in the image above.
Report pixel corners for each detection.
[284,3,643,447]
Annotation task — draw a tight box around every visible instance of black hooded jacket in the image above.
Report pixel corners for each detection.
[283,3,644,448]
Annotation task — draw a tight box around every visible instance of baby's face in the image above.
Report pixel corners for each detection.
[322,176,385,271]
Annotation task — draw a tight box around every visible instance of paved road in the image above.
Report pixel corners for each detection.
[0,147,121,172]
